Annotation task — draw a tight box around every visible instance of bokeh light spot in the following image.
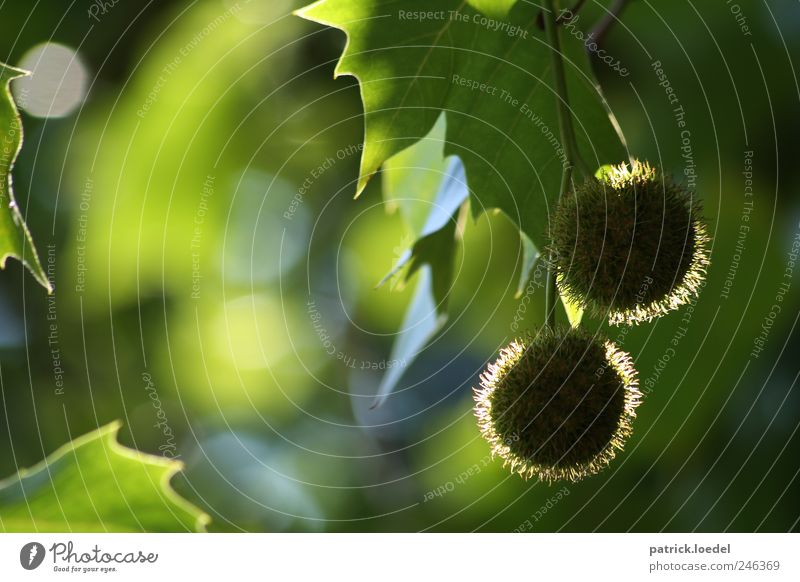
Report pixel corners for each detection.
[13,43,88,118]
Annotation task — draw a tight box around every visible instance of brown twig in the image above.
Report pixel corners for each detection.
[590,0,631,47]
[536,0,589,30]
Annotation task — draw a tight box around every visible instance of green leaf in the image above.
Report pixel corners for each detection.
[0,62,50,292]
[466,0,518,19]
[373,265,447,408]
[379,166,465,309]
[594,163,616,181]
[380,114,466,311]
[374,115,465,406]
[516,231,540,298]
[296,0,625,252]
[0,422,209,532]
[560,291,585,328]
[382,114,451,235]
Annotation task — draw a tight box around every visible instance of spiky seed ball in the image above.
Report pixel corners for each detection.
[550,161,710,325]
[474,327,640,483]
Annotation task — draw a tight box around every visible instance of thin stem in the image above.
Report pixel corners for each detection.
[543,0,577,330]
[546,266,558,329]
[572,145,593,178]
[590,0,630,47]
[545,170,571,329]
[544,2,581,171]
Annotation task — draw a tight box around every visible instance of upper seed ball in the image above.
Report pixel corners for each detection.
[550,161,710,325]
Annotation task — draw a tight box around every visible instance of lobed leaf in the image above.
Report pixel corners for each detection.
[0,62,50,291]
[0,422,209,532]
[297,0,625,252]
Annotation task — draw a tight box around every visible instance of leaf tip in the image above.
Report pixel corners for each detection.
[33,266,53,295]
[1,251,52,295]
[354,174,371,199]
[293,0,330,25]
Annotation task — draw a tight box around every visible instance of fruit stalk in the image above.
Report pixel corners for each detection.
[543,0,577,329]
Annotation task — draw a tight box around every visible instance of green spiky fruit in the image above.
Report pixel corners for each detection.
[474,327,640,483]
[550,161,710,325]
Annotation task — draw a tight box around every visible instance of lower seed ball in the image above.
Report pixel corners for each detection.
[474,326,641,483]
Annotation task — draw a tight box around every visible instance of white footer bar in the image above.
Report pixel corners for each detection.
[1,533,797,580]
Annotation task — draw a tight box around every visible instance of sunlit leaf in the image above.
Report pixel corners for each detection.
[516,231,540,298]
[0,62,50,292]
[380,114,467,310]
[594,163,616,181]
[373,265,447,408]
[379,156,467,308]
[466,0,518,19]
[0,422,209,532]
[560,292,584,328]
[373,117,467,405]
